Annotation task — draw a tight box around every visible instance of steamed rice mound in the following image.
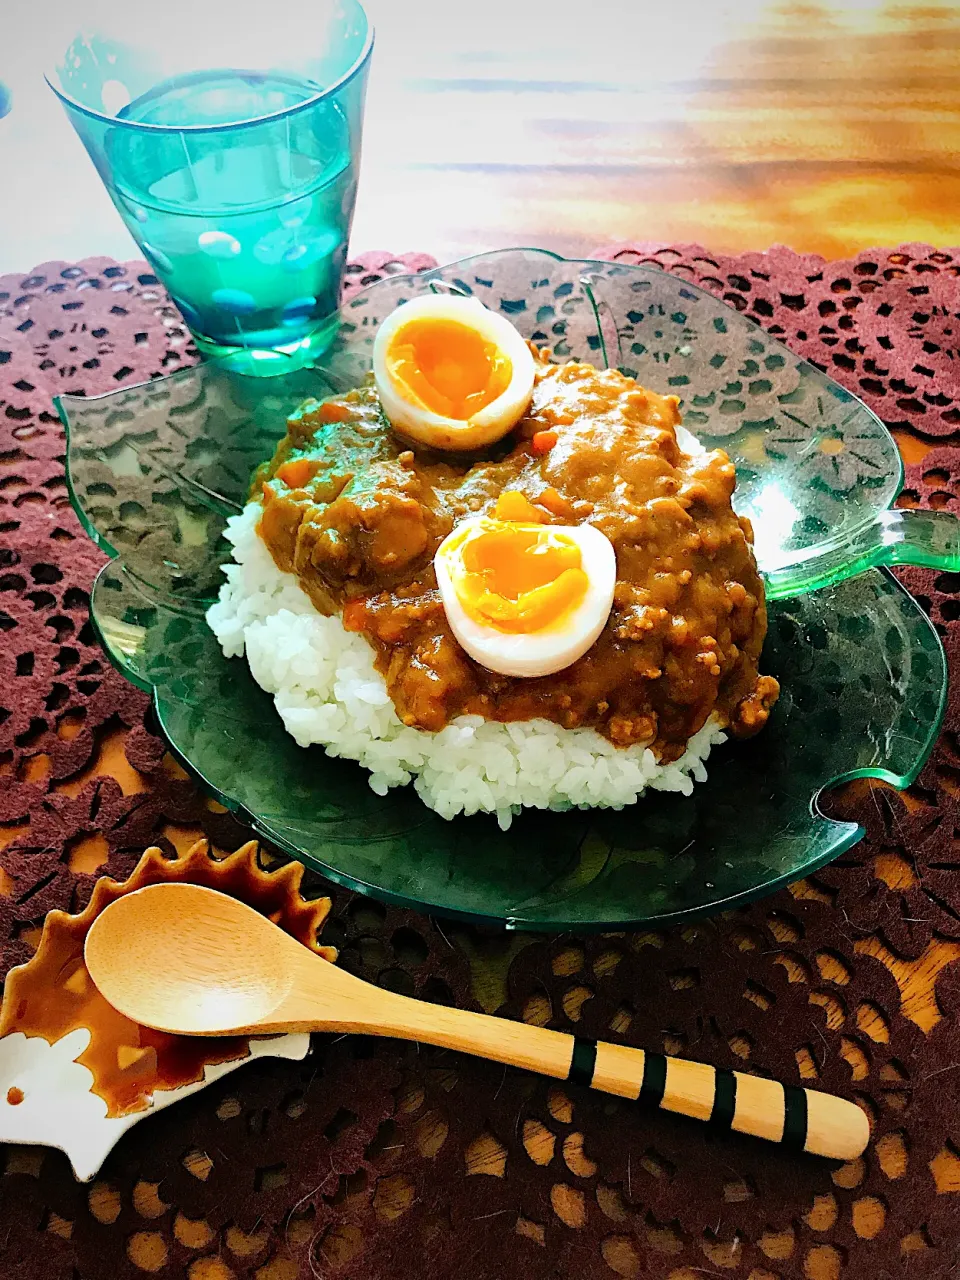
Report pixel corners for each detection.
[207,504,726,830]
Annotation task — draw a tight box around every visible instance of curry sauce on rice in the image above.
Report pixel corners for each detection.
[208,296,778,824]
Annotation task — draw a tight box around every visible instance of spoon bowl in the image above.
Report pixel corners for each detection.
[84,882,303,1034]
[83,881,870,1160]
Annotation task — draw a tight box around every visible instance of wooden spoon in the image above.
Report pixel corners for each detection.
[84,882,869,1160]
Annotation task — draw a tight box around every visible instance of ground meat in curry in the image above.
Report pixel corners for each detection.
[255,350,779,760]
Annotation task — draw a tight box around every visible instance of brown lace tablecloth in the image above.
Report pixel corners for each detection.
[2,243,960,1280]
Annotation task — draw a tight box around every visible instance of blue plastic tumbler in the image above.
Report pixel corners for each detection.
[47,2,372,373]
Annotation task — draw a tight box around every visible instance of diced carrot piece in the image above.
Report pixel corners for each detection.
[317,400,354,423]
[342,598,369,632]
[531,429,558,456]
[276,457,315,489]
[495,490,544,523]
[538,486,574,518]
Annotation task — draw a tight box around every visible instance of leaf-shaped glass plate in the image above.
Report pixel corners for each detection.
[59,249,956,929]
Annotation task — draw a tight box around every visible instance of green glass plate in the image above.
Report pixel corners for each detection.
[58,249,959,929]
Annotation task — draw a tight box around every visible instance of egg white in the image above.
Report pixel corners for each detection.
[435,519,617,678]
[372,295,536,451]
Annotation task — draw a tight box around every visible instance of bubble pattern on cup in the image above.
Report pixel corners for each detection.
[198,231,242,260]
[211,288,257,316]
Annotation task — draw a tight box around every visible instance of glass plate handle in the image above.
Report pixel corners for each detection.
[763,508,960,601]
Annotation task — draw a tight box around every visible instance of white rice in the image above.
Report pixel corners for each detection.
[206,503,726,830]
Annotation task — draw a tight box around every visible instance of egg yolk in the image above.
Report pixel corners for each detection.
[445,520,589,634]
[386,317,513,420]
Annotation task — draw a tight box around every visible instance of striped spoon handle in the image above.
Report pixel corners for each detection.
[570,1037,869,1160]
[361,995,870,1161]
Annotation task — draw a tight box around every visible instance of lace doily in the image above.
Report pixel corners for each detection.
[1,243,959,1280]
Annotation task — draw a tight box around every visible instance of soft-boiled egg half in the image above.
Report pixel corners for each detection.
[434,492,616,678]
[372,295,536,451]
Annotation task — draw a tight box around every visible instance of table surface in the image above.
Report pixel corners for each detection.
[2,0,960,271]
[1,0,960,1269]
